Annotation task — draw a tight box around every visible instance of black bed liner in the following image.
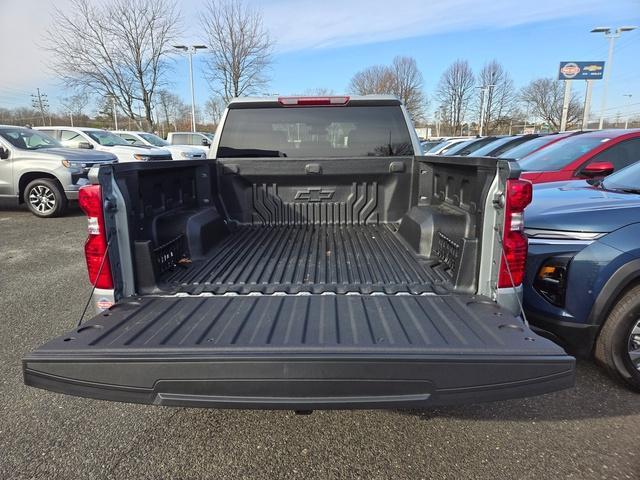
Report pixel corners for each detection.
[24,295,575,409]
[161,224,449,295]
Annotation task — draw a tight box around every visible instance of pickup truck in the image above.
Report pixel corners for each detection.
[0,125,117,217]
[166,131,213,154]
[23,96,575,409]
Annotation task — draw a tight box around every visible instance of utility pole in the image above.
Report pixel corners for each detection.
[31,88,49,126]
[623,94,633,129]
[174,44,208,132]
[591,26,637,129]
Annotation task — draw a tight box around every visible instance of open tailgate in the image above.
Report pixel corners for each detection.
[24,295,574,409]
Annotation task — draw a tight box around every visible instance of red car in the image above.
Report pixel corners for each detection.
[519,129,640,184]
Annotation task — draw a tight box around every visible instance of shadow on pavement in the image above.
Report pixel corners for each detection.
[0,204,84,217]
[398,360,640,422]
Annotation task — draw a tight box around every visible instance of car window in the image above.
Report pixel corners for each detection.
[217,106,414,158]
[472,137,516,157]
[83,130,129,146]
[445,137,497,156]
[489,136,537,157]
[0,128,62,150]
[60,130,85,144]
[518,136,607,171]
[118,133,144,146]
[172,133,190,144]
[499,135,558,159]
[602,161,640,191]
[140,133,168,147]
[584,138,640,172]
[421,140,443,152]
[38,129,57,139]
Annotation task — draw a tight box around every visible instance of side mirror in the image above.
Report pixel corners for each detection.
[201,138,211,147]
[0,146,9,159]
[582,161,614,177]
[78,141,94,150]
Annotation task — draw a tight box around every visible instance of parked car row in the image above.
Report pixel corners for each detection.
[0,125,216,217]
[423,129,640,185]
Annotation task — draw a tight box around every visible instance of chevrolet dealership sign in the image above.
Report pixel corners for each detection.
[558,61,605,80]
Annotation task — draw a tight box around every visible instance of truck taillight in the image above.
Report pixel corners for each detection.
[498,179,532,288]
[78,185,113,289]
[278,96,350,106]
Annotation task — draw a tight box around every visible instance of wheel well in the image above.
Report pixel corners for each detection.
[18,173,60,204]
[593,277,640,344]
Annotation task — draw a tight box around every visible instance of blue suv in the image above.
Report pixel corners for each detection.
[524,162,640,391]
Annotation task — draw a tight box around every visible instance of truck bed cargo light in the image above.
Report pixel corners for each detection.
[278,96,350,106]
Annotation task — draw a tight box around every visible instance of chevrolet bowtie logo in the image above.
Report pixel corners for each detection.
[294,188,335,202]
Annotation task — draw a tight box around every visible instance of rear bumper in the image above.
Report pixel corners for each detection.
[527,311,600,358]
[24,354,575,409]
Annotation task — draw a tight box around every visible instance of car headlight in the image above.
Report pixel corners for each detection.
[533,255,573,307]
[133,154,152,161]
[61,159,83,169]
[180,151,192,158]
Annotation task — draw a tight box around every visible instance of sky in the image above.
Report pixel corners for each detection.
[1,0,639,123]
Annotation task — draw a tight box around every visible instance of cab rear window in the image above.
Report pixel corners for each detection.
[217,106,414,158]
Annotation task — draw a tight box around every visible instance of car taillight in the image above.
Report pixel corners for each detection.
[78,185,113,289]
[498,179,533,288]
[278,96,350,106]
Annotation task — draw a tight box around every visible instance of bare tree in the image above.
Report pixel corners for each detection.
[520,78,582,130]
[156,89,191,132]
[202,0,272,102]
[476,60,517,134]
[204,95,226,126]
[349,56,425,119]
[45,0,181,130]
[390,56,426,120]
[59,92,91,126]
[435,60,475,135]
[303,88,336,96]
[60,92,90,115]
[349,65,396,95]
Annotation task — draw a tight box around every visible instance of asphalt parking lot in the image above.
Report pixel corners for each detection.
[1,207,639,480]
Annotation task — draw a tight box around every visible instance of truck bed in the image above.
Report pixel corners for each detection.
[161,224,448,295]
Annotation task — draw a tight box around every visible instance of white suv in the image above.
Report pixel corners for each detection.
[35,127,172,163]
[114,131,206,160]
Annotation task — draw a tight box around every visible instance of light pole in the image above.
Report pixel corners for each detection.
[108,95,118,130]
[477,84,495,136]
[623,94,633,129]
[174,45,207,133]
[591,26,637,129]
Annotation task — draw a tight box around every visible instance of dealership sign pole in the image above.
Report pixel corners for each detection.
[583,80,594,129]
[558,61,605,131]
[560,80,572,132]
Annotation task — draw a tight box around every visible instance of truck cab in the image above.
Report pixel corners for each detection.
[23,96,575,408]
